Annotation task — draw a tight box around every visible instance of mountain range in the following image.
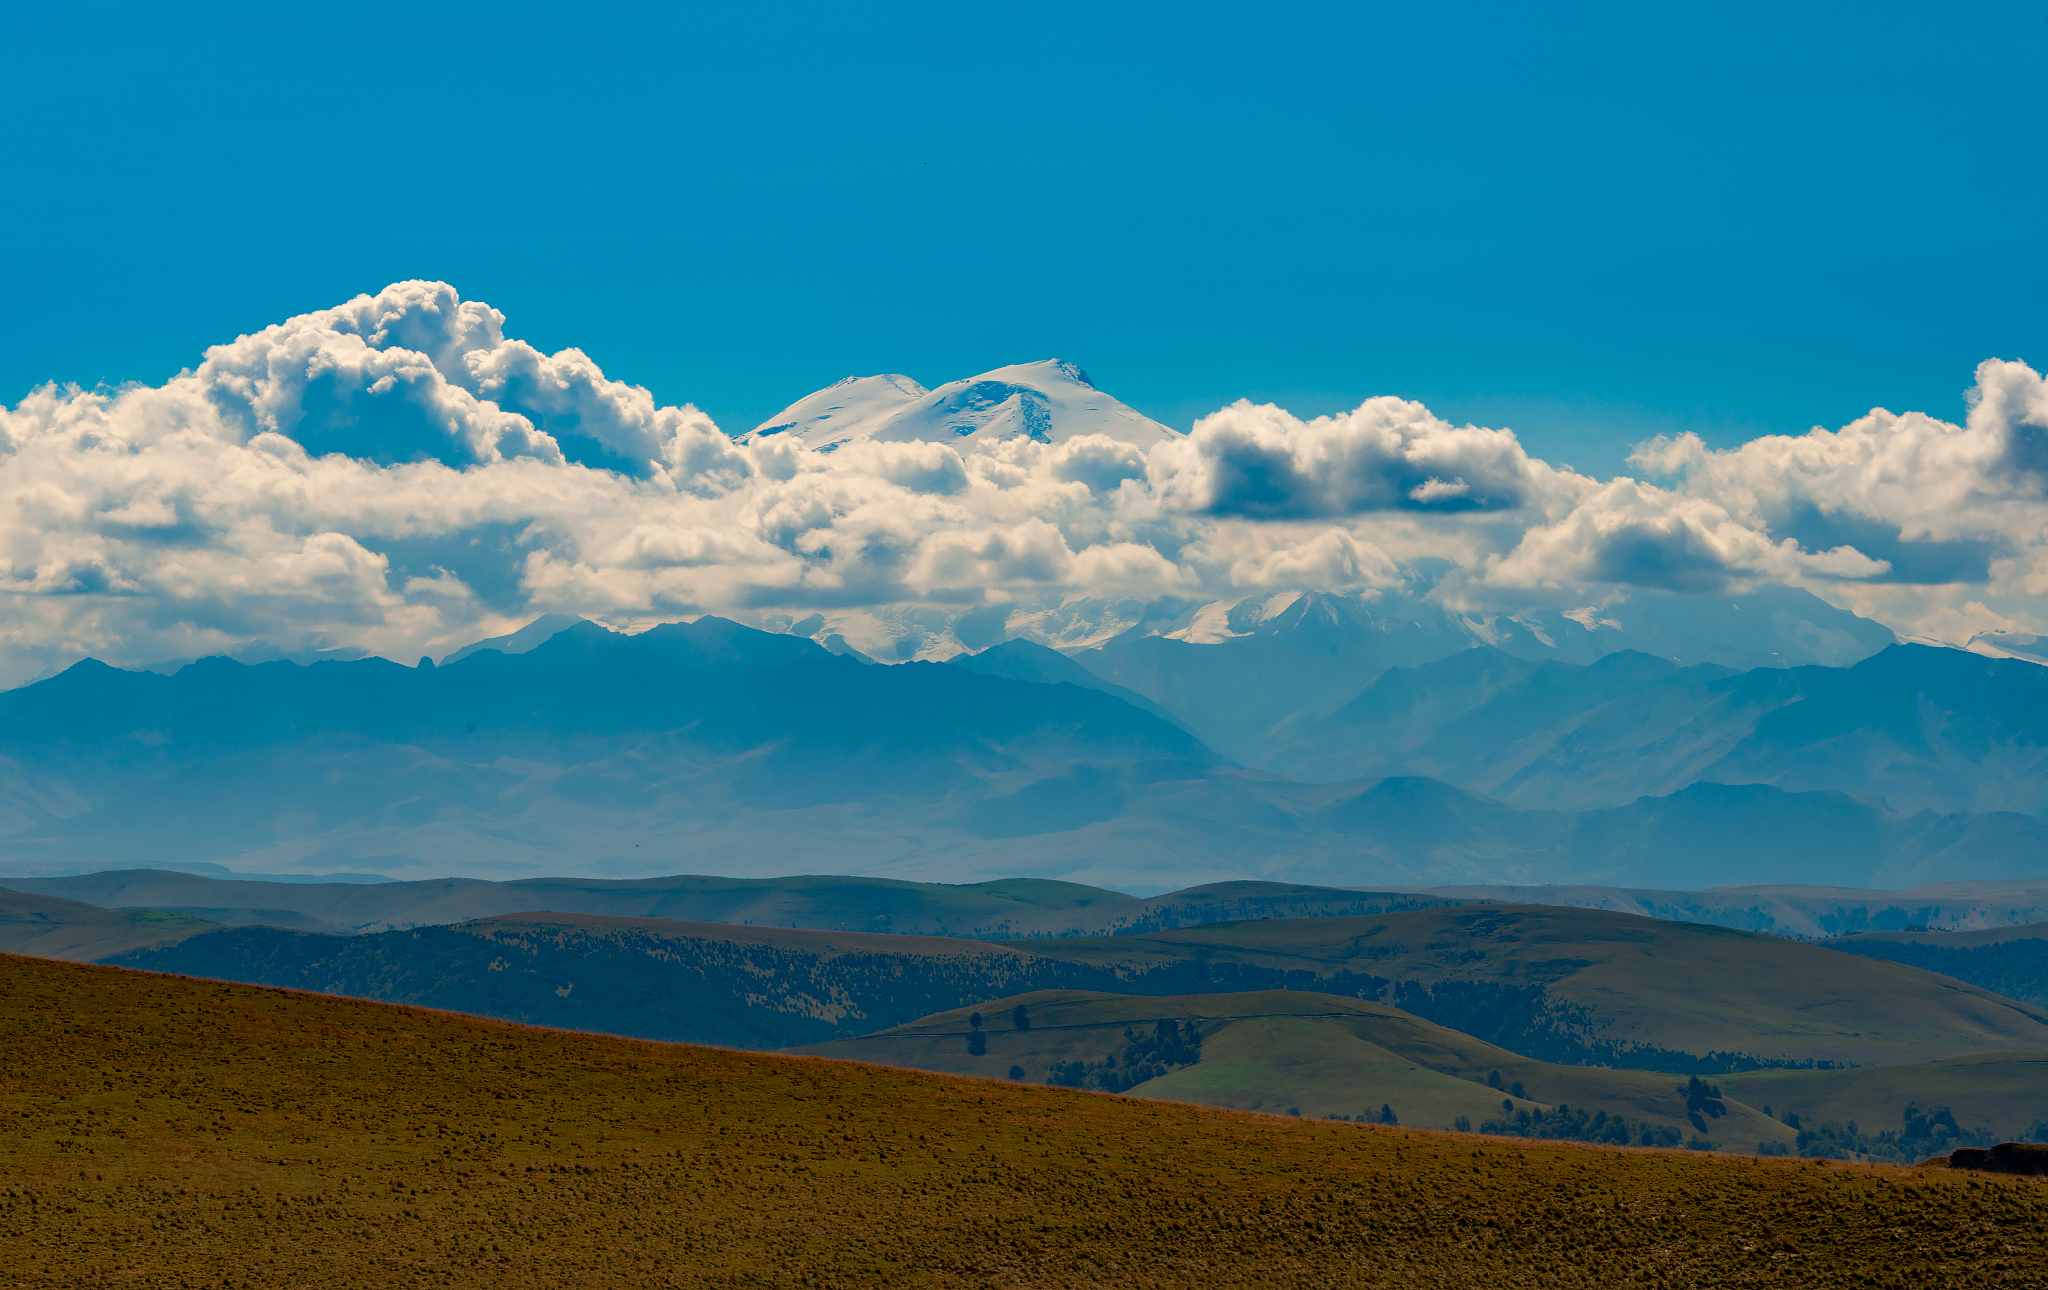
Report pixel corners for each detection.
[1264,637,2048,815]
[1063,584,1902,764]
[0,611,2044,889]
[721,360,1911,676]
[718,363,1906,704]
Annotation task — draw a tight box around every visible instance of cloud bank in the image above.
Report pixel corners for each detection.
[1,281,2042,682]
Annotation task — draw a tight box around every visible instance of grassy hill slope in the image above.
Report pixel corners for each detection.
[1851,922,2048,948]
[1015,905,2048,1068]
[1826,924,2048,1007]
[5,953,2045,1289]
[1721,1053,2048,1154]
[94,903,2048,1070]
[105,912,1070,1049]
[1,868,1463,937]
[794,990,1798,1148]
[0,890,217,960]
[1413,879,2048,938]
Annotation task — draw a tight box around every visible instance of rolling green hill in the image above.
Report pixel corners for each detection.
[105,912,1075,1049]
[1412,878,2048,938]
[93,901,2048,1075]
[45,897,2048,1159]
[0,889,219,960]
[95,908,1418,1049]
[793,989,1799,1150]
[1013,905,2048,1069]
[1850,922,2048,947]
[1722,1052,2048,1159]
[1,868,1464,937]
[1826,923,2048,1006]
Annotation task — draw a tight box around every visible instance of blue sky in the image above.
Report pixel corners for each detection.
[4,1,2044,477]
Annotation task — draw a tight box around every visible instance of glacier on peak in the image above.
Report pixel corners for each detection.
[740,373,931,451]
[1964,629,2048,667]
[739,358,1178,451]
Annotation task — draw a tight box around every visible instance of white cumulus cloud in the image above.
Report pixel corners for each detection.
[1,281,2040,683]
[1147,396,1577,518]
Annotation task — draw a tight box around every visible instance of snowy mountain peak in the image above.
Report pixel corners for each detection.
[743,374,930,450]
[1965,629,2048,666]
[1154,591,1376,644]
[739,359,1175,451]
[978,358,1096,391]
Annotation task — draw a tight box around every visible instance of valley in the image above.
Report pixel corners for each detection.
[792,988,1797,1148]
[59,900,2048,1069]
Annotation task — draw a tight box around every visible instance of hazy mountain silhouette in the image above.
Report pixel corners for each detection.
[0,618,1225,882]
[0,617,2041,889]
[945,639,1184,728]
[1067,585,1894,764]
[1271,643,2048,817]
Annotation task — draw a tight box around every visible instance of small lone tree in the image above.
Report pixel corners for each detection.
[1008,1065,1025,1081]
[1379,1104,1398,1126]
[1012,1005,1031,1031]
[968,1030,987,1057]
[969,1012,983,1030]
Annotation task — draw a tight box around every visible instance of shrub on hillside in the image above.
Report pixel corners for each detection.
[1042,1017,1203,1093]
[1476,1103,1681,1148]
[1791,1105,1997,1163]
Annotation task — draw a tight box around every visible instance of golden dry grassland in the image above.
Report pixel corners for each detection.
[1,952,2042,1289]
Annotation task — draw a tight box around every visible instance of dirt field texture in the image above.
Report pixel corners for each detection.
[1,952,2043,1289]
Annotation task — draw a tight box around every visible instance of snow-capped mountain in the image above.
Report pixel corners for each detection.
[1964,629,2048,666]
[740,360,1178,451]
[737,374,932,451]
[740,583,1899,765]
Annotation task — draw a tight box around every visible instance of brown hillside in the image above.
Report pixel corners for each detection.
[1,952,2044,1289]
